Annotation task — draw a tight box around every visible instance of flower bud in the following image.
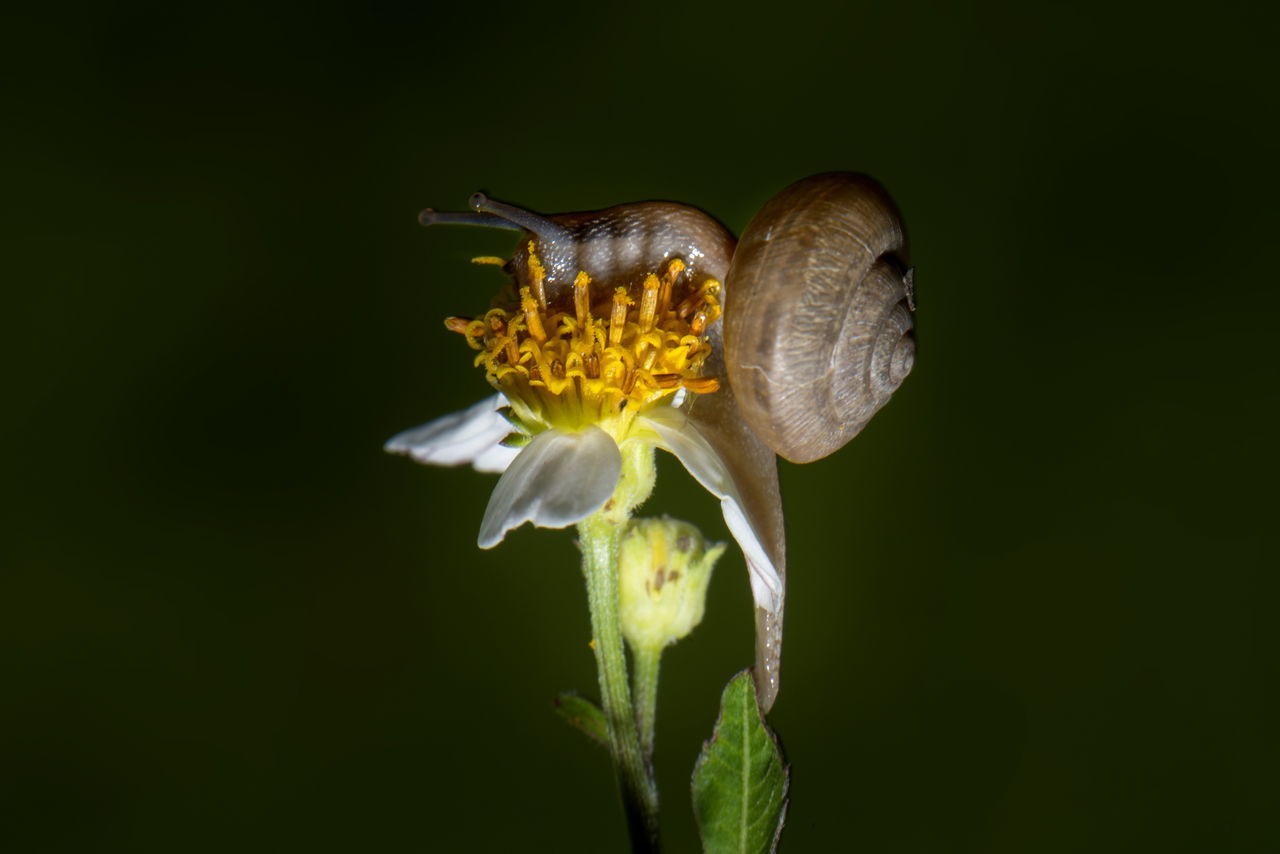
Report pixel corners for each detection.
[618,516,725,652]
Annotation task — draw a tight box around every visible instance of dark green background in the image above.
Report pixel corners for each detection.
[6,2,1277,851]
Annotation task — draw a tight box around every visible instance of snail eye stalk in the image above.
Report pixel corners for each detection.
[417,208,523,230]
[468,192,573,248]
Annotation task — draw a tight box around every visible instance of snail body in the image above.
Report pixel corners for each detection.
[422,196,735,301]
[514,203,736,298]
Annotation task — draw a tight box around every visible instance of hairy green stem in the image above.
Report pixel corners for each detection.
[632,644,662,760]
[581,510,660,852]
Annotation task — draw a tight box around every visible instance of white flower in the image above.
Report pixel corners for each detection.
[385,393,782,616]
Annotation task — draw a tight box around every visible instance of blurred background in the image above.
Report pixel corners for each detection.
[4,1,1277,851]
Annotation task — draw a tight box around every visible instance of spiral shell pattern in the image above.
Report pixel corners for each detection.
[724,172,915,463]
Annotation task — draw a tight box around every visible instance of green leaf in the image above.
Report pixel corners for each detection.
[554,691,608,749]
[691,671,789,854]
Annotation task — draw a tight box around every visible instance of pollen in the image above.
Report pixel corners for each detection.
[454,253,721,431]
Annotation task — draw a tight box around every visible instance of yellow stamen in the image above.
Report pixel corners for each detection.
[659,258,683,319]
[675,279,720,319]
[573,271,592,327]
[682,377,720,394]
[521,287,546,343]
[445,316,486,350]
[639,274,660,332]
[471,256,506,266]
[527,247,548,310]
[652,373,682,388]
[609,288,632,346]
[457,256,722,431]
[445,316,473,334]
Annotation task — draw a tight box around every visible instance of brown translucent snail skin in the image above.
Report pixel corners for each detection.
[725,172,915,463]
[421,193,737,296]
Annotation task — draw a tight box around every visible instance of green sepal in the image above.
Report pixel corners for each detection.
[496,406,534,448]
[499,432,530,449]
[554,691,609,749]
[691,670,789,854]
[497,406,532,434]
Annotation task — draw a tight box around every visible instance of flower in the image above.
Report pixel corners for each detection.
[618,517,726,653]
[386,230,787,710]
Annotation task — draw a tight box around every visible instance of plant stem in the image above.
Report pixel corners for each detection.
[580,511,660,852]
[632,644,662,760]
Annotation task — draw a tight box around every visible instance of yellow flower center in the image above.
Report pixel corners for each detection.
[447,246,721,435]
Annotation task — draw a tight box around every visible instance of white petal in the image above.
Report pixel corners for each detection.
[477,426,621,549]
[641,408,784,612]
[384,394,516,473]
[470,442,520,474]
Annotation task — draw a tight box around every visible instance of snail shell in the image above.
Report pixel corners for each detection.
[724,173,916,464]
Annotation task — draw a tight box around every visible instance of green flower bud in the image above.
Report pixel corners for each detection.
[618,516,726,652]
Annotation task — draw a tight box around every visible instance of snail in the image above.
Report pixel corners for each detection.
[415,173,915,709]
